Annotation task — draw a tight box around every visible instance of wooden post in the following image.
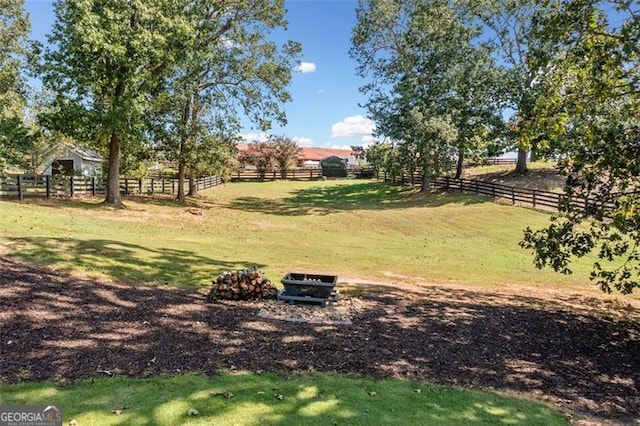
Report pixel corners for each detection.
[475,180,479,194]
[125,178,129,195]
[70,176,74,197]
[151,178,155,195]
[91,177,96,196]
[17,175,23,201]
[511,187,515,204]
[138,179,142,194]
[46,176,51,199]
[172,180,175,194]
[532,190,537,207]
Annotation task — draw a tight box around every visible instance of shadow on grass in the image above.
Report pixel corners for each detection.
[9,194,215,211]
[0,373,567,425]
[1,257,638,422]
[226,181,487,216]
[5,237,263,288]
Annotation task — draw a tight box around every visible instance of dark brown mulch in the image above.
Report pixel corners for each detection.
[1,257,639,424]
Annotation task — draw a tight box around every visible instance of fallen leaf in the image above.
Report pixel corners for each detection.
[414,389,422,394]
[257,391,266,395]
[224,392,234,399]
[275,394,284,400]
[187,408,199,416]
[210,389,224,396]
[112,410,122,415]
[368,391,376,397]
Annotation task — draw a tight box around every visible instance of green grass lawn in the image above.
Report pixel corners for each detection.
[0,179,616,424]
[0,373,568,425]
[0,179,594,291]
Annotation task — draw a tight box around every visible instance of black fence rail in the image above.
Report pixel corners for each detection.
[0,174,224,201]
[382,172,617,214]
[230,167,377,181]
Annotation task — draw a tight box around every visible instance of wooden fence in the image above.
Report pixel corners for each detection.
[230,167,377,181]
[0,174,224,201]
[384,172,617,214]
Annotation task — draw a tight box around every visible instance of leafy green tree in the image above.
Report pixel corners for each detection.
[0,0,32,173]
[271,135,301,178]
[149,0,300,202]
[520,0,640,294]
[363,140,392,174]
[41,0,192,206]
[461,0,552,174]
[351,0,498,191]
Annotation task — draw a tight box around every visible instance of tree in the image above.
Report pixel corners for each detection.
[364,140,392,174]
[520,0,640,294]
[239,140,275,178]
[148,0,300,202]
[271,135,301,178]
[0,0,32,173]
[41,0,193,206]
[461,0,552,174]
[351,0,497,191]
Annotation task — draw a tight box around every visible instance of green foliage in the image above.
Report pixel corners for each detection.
[271,135,302,177]
[240,140,275,177]
[351,0,503,190]
[0,0,32,173]
[520,0,640,294]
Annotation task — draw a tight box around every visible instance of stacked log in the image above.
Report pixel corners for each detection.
[207,267,277,301]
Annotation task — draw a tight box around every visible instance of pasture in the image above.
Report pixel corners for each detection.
[1,179,639,424]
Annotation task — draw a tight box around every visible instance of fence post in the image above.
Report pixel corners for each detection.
[151,178,155,195]
[511,187,515,204]
[17,175,23,201]
[125,178,129,195]
[70,176,74,197]
[91,177,96,196]
[445,176,449,190]
[532,190,537,207]
[475,180,479,194]
[138,179,142,194]
[46,176,51,199]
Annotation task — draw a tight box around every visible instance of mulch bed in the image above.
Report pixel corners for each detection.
[1,256,639,424]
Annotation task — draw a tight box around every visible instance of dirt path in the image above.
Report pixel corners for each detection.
[1,256,639,424]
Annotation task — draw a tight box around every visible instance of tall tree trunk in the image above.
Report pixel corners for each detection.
[103,79,127,206]
[188,171,197,197]
[515,147,528,174]
[455,143,464,179]
[176,158,186,202]
[104,130,123,206]
[530,139,540,162]
[421,155,431,192]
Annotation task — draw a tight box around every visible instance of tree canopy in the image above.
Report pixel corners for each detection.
[521,0,640,294]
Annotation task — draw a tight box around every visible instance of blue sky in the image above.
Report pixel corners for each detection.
[23,0,375,150]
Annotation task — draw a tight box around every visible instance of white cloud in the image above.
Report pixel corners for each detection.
[240,133,269,143]
[292,136,315,147]
[330,144,353,150]
[331,115,375,138]
[361,135,376,146]
[296,62,317,73]
[317,89,327,94]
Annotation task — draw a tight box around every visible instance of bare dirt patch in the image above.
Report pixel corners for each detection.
[465,165,566,192]
[1,256,639,424]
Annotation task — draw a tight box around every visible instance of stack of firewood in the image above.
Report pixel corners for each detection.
[207,267,278,301]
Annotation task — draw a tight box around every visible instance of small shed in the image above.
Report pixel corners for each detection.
[43,144,104,177]
[320,155,348,178]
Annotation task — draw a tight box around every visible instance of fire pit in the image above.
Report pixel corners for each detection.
[277,272,338,307]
